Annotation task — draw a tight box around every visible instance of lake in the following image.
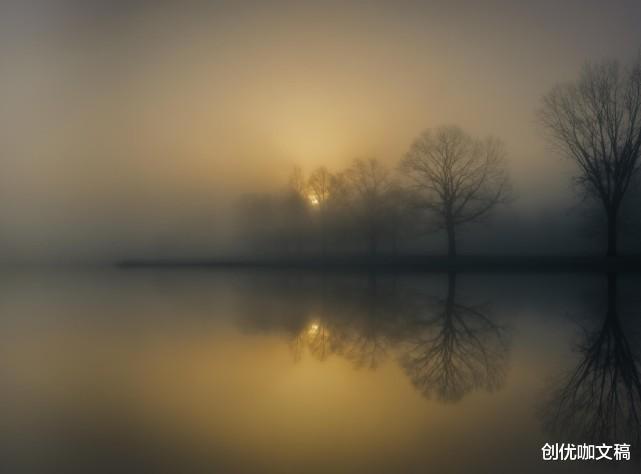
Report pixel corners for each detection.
[1,269,639,473]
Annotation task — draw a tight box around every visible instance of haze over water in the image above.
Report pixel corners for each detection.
[3,1,641,472]
[2,269,640,473]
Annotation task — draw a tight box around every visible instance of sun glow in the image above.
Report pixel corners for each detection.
[308,195,320,206]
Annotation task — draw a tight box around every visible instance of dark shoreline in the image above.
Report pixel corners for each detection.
[116,255,641,273]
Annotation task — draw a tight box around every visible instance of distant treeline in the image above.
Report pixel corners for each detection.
[237,56,641,259]
[237,126,509,258]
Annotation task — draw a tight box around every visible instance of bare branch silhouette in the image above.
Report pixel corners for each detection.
[540,57,641,256]
[400,126,511,257]
[344,158,399,256]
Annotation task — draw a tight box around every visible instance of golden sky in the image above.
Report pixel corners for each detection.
[1,0,640,259]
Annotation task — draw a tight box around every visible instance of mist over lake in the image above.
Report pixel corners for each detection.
[2,0,641,472]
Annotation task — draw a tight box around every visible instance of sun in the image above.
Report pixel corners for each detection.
[308,194,320,206]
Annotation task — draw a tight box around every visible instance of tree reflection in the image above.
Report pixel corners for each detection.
[289,275,401,369]
[290,319,337,362]
[399,272,510,402]
[340,320,392,370]
[541,273,641,447]
[245,272,511,402]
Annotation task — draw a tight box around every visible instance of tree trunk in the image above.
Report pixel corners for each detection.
[606,207,618,257]
[447,224,457,258]
[446,271,457,309]
[606,272,617,319]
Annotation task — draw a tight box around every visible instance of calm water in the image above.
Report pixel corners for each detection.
[1,269,640,473]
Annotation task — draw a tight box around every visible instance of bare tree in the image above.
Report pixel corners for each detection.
[400,126,511,257]
[540,57,641,257]
[345,158,397,256]
[284,167,311,253]
[307,167,333,256]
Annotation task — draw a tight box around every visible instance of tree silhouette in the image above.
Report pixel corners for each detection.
[540,57,641,257]
[344,158,398,256]
[400,126,511,257]
[305,167,355,256]
[540,273,641,448]
[399,272,510,402]
[282,167,312,253]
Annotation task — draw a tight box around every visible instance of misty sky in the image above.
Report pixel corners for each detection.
[1,0,641,261]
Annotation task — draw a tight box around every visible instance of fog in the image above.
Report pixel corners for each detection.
[1,0,641,262]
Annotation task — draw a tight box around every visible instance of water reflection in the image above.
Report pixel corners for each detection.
[399,272,510,402]
[541,273,641,451]
[5,271,641,473]
[280,272,510,402]
[289,276,401,369]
